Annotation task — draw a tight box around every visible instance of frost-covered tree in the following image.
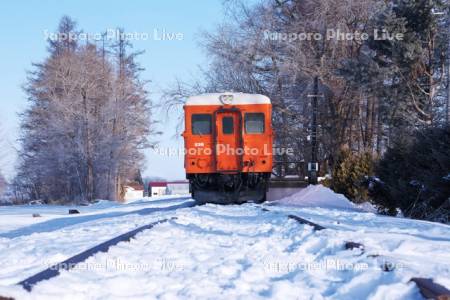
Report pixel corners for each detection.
[0,170,6,197]
[16,17,158,203]
[0,122,7,198]
[165,0,383,172]
[0,122,8,172]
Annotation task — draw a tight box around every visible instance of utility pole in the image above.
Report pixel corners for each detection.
[308,76,319,184]
[307,31,325,185]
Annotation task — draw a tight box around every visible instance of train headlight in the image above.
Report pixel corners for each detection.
[219,94,234,104]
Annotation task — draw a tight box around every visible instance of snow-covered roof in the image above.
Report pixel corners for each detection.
[185,93,271,106]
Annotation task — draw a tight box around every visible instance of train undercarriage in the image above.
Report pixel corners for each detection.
[188,172,271,205]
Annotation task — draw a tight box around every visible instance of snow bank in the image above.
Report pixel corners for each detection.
[274,184,375,211]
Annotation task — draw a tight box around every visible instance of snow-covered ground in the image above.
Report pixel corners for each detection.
[0,187,449,299]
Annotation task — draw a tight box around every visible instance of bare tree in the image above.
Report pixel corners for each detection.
[0,122,8,171]
[164,0,382,171]
[0,121,9,197]
[164,0,449,173]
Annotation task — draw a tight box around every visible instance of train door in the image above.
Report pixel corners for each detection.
[215,111,241,172]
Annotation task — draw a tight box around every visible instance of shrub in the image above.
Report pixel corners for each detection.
[330,148,376,203]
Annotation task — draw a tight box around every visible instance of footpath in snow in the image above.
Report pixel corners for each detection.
[0,186,449,299]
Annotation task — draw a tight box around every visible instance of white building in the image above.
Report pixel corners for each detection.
[148,182,168,197]
[123,184,144,201]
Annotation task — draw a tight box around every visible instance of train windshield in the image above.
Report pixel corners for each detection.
[192,114,212,135]
[222,117,234,134]
[245,113,264,134]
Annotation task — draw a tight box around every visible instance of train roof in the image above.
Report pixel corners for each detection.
[185,93,271,106]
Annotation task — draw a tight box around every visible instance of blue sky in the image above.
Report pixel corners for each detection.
[0,0,225,180]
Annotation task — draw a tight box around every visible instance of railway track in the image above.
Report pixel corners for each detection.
[16,198,198,292]
[18,218,176,291]
[261,208,450,300]
[0,196,194,239]
[3,201,449,299]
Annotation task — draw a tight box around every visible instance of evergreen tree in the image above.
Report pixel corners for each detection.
[375,126,450,222]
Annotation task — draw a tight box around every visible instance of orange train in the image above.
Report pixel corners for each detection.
[183,93,273,204]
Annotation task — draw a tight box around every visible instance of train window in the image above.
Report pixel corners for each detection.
[245,113,265,134]
[222,117,234,134]
[192,114,212,135]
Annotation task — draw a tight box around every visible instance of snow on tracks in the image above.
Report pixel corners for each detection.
[0,197,194,286]
[1,199,449,299]
[18,218,175,291]
[0,204,417,299]
[0,197,192,239]
[265,207,450,299]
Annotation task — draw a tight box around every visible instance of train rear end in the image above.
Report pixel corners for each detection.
[183,93,273,204]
